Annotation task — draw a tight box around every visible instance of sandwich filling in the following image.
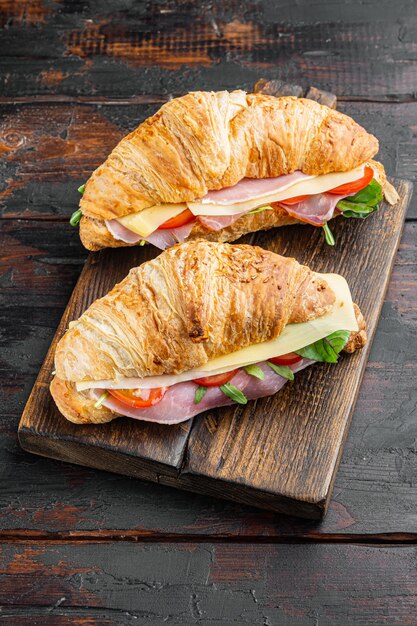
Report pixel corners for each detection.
[99,164,383,249]
[75,273,358,425]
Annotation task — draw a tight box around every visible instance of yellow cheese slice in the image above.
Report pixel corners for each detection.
[118,203,188,237]
[76,273,358,391]
[187,166,365,216]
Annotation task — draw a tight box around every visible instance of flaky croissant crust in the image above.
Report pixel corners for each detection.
[80,91,379,222]
[54,241,337,383]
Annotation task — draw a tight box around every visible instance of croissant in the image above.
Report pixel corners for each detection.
[75,91,398,251]
[51,240,366,425]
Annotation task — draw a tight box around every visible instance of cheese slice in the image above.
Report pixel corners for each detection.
[76,273,358,392]
[118,203,188,237]
[188,166,365,216]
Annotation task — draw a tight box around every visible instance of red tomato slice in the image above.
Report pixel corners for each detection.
[193,369,239,387]
[269,352,302,366]
[108,387,167,408]
[280,194,312,206]
[158,208,194,230]
[327,166,374,195]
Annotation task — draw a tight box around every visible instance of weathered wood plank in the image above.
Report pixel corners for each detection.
[253,79,304,98]
[254,79,338,107]
[0,542,416,625]
[1,1,417,99]
[305,86,337,109]
[1,101,416,220]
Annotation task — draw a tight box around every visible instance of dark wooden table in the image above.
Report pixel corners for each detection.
[1,2,417,623]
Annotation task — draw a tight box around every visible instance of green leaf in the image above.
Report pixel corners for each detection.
[139,240,147,246]
[220,383,248,405]
[78,184,86,194]
[339,205,379,219]
[322,222,335,246]
[337,200,379,219]
[244,364,265,380]
[194,385,208,405]
[267,362,294,381]
[69,209,82,227]
[94,391,109,409]
[296,330,350,363]
[248,205,273,215]
[348,178,383,205]
[337,179,383,220]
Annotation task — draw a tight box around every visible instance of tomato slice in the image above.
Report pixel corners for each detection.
[269,352,302,366]
[108,387,167,408]
[158,208,194,230]
[327,166,374,196]
[280,194,312,206]
[193,369,239,387]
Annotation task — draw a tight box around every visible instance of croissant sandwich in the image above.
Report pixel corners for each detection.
[70,91,398,251]
[51,240,366,425]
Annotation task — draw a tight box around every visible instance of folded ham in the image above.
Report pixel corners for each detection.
[105,218,142,244]
[197,212,247,232]
[93,359,312,425]
[277,193,347,227]
[106,218,196,249]
[199,172,312,204]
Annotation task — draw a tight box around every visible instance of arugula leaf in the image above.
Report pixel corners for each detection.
[69,209,82,227]
[322,222,335,246]
[248,205,273,215]
[267,362,294,381]
[347,178,383,205]
[94,391,109,409]
[244,364,265,380]
[296,330,350,363]
[220,383,248,405]
[337,179,383,220]
[194,385,208,405]
[78,184,85,194]
[336,202,378,219]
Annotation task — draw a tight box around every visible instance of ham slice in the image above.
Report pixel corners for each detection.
[200,172,312,205]
[142,221,195,249]
[94,360,312,425]
[197,212,247,232]
[195,192,349,232]
[106,218,196,250]
[106,218,142,244]
[278,193,347,226]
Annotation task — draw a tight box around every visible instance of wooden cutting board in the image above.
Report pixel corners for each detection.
[19,179,412,519]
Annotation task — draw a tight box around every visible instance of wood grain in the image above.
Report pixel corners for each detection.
[254,79,337,108]
[2,1,417,99]
[17,180,412,519]
[1,541,416,625]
